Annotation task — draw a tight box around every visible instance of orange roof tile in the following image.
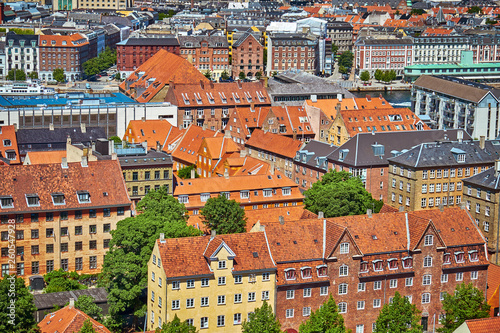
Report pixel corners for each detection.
[119,50,209,103]
[487,263,500,300]
[422,27,454,36]
[229,106,269,137]
[220,154,271,177]
[245,129,304,159]
[171,125,219,166]
[264,105,315,137]
[123,119,183,149]
[464,317,500,333]
[39,33,89,48]
[24,150,66,165]
[39,306,111,333]
[0,125,20,164]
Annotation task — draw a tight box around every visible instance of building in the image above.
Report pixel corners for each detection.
[171,125,219,171]
[328,129,471,203]
[116,37,180,77]
[260,106,316,142]
[0,159,131,282]
[293,140,335,191]
[413,34,468,65]
[0,41,7,79]
[120,49,210,103]
[0,125,20,164]
[326,20,353,53]
[412,75,500,140]
[462,162,500,263]
[454,317,500,333]
[178,35,230,80]
[54,0,133,11]
[122,119,184,150]
[5,32,39,76]
[173,171,303,215]
[329,105,428,147]
[225,106,267,144]
[354,37,413,77]
[164,80,271,131]
[387,136,500,212]
[267,33,318,76]
[231,32,265,79]
[39,34,90,82]
[196,134,240,178]
[245,129,304,179]
[254,207,488,332]
[147,231,277,332]
[38,301,111,332]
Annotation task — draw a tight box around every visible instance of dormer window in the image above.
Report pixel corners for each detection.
[451,148,466,163]
[282,188,291,196]
[181,93,190,105]
[339,149,349,161]
[240,191,249,199]
[402,257,413,268]
[317,265,327,277]
[388,259,398,270]
[256,91,265,102]
[178,195,189,204]
[206,92,215,104]
[468,250,478,262]
[301,267,312,279]
[233,92,240,103]
[443,253,451,264]
[360,261,368,272]
[77,191,90,203]
[51,193,65,205]
[0,196,13,209]
[373,260,383,271]
[263,189,272,197]
[455,252,465,263]
[285,268,296,280]
[194,93,202,104]
[219,92,227,104]
[244,91,252,103]
[200,193,210,202]
[26,194,40,207]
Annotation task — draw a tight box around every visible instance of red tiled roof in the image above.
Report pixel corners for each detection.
[120,50,209,103]
[171,125,219,166]
[216,153,270,177]
[464,317,500,333]
[0,160,131,213]
[245,129,304,159]
[264,105,315,137]
[39,306,111,333]
[157,232,275,278]
[123,119,183,149]
[422,28,454,36]
[24,150,66,165]
[487,263,500,300]
[229,106,268,137]
[0,125,20,164]
[39,33,89,48]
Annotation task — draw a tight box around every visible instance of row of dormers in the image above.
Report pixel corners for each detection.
[0,191,91,209]
[177,187,293,204]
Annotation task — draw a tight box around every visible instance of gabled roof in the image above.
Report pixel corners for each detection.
[462,316,500,333]
[16,127,106,146]
[39,306,111,333]
[245,129,303,159]
[232,31,262,48]
[462,166,500,191]
[219,153,270,177]
[171,125,219,166]
[265,105,315,137]
[230,106,268,137]
[24,150,66,165]
[124,119,182,149]
[0,125,20,164]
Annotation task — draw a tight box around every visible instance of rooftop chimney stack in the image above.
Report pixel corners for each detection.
[211,229,216,239]
[367,209,372,217]
[224,169,229,179]
[224,130,231,139]
[439,203,444,212]
[318,211,324,219]
[479,136,485,150]
[457,130,463,143]
[279,216,284,225]
[80,123,86,133]
[49,123,54,131]
[69,298,75,308]
[495,159,500,177]
[160,233,165,243]
[156,141,162,152]
[81,156,88,167]
[61,157,68,169]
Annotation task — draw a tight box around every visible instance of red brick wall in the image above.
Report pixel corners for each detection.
[117,45,180,72]
[232,36,264,78]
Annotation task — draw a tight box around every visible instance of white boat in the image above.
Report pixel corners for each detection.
[0,80,55,96]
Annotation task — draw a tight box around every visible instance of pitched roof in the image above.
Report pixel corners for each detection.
[413,75,493,103]
[464,317,500,333]
[0,160,130,214]
[24,150,66,165]
[123,119,183,149]
[265,105,315,137]
[34,288,108,310]
[171,125,219,166]
[462,166,500,191]
[218,153,271,177]
[487,263,500,300]
[39,33,89,47]
[39,306,111,333]
[120,50,209,103]
[121,37,179,46]
[245,129,304,159]
[0,125,20,164]
[156,232,275,278]
[16,127,106,145]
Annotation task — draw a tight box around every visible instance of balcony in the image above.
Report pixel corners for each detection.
[183,114,193,120]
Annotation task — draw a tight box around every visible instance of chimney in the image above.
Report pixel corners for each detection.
[398,206,404,212]
[270,162,275,175]
[61,157,68,168]
[224,129,231,139]
[366,95,371,102]
[224,169,229,179]
[318,211,324,219]
[439,203,444,212]
[263,76,269,88]
[141,117,146,122]
[250,102,255,111]
[279,216,284,224]
[160,233,165,243]
[111,153,117,160]
[67,136,72,145]
[337,93,343,102]
[367,209,372,217]
[69,298,75,308]
[240,149,247,157]
[200,80,204,89]
[457,130,463,143]
[81,156,88,167]
[495,159,500,177]
[80,123,86,133]
[211,229,216,239]
[293,129,297,140]
[49,123,54,131]
[311,94,317,103]
[202,122,208,130]
[191,169,196,179]
[210,80,214,89]
[479,136,485,150]
[156,141,162,152]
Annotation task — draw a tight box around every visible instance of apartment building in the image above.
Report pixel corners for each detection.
[122,119,183,150]
[0,159,131,283]
[0,125,20,164]
[293,140,335,190]
[245,129,303,179]
[54,0,133,11]
[178,35,230,80]
[387,137,500,212]
[260,106,315,142]
[5,32,39,75]
[196,134,240,178]
[412,75,500,140]
[225,106,267,144]
[413,35,468,65]
[254,207,488,332]
[147,232,276,332]
[231,32,264,79]
[39,34,90,82]
[170,125,219,172]
[462,162,500,263]
[267,33,318,76]
[326,20,353,53]
[172,171,303,215]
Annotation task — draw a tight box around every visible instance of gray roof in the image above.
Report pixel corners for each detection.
[295,140,337,170]
[355,37,413,46]
[462,166,500,190]
[34,287,108,310]
[118,149,173,166]
[267,71,352,98]
[232,32,262,48]
[17,127,107,145]
[178,35,228,48]
[328,129,472,167]
[387,140,500,168]
[121,36,179,46]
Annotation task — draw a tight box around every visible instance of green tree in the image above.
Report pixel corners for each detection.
[177,165,199,179]
[201,194,247,234]
[220,70,230,80]
[438,283,490,333]
[239,71,246,80]
[338,65,348,75]
[338,51,354,69]
[158,11,175,20]
[410,8,425,15]
[44,269,87,293]
[486,18,498,25]
[374,292,421,333]
[360,71,370,82]
[381,70,392,84]
[255,71,262,80]
[304,169,383,218]
[0,28,34,35]
[374,69,383,82]
[99,187,200,329]
[299,295,346,333]
[114,73,121,81]
[242,301,282,333]
[0,275,39,332]
[7,69,26,81]
[53,68,65,83]
[467,6,482,14]
[75,295,103,322]
[83,47,117,78]
[331,43,339,55]
[78,319,96,333]
[203,70,212,80]
[155,314,197,333]
[108,136,122,144]
[28,72,38,80]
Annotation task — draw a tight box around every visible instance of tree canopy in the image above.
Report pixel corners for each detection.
[177,165,199,179]
[201,194,247,234]
[374,69,383,82]
[28,72,38,80]
[374,292,422,333]
[155,314,197,333]
[78,319,97,333]
[338,51,353,69]
[83,47,116,77]
[75,295,103,322]
[203,70,212,80]
[304,169,383,217]
[0,275,39,332]
[467,6,482,14]
[0,28,34,35]
[331,43,339,55]
[7,69,26,81]
[438,283,490,333]
[299,295,346,333]
[338,65,349,75]
[53,68,65,83]
[43,269,87,293]
[239,71,246,80]
[242,301,282,333]
[360,71,370,82]
[99,186,201,330]
[220,70,230,80]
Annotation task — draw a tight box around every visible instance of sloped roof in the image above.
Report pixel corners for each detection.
[25,150,66,165]
[0,125,20,164]
[34,288,108,310]
[39,306,110,333]
[464,316,500,333]
[462,166,500,190]
[245,129,303,159]
[266,105,315,137]
[413,75,491,103]
[124,119,182,149]
[16,127,106,145]
[39,33,89,47]
[230,106,268,137]
[171,125,219,166]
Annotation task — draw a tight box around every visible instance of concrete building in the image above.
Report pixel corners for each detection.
[413,34,468,65]
[326,20,353,53]
[5,32,39,76]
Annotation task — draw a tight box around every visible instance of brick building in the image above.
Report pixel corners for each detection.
[116,37,180,77]
[178,35,230,80]
[170,125,219,172]
[254,207,488,332]
[231,32,264,79]
[0,125,20,164]
[225,106,267,144]
[0,159,131,283]
[196,133,240,178]
[267,33,318,76]
[293,140,335,191]
[39,34,90,82]
[260,105,316,142]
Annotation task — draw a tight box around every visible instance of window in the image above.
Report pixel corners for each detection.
[441,274,448,283]
[358,282,366,292]
[356,324,364,333]
[172,281,180,290]
[218,276,226,285]
[373,260,383,271]
[338,283,348,295]
[286,290,295,299]
[390,279,397,288]
[77,191,90,203]
[234,275,242,284]
[320,286,328,295]
[421,293,430,304]
[200,317,208,329]
[455,252,465,263]
[218,295,226,305]
[374,281,382,290]
[406,277,413,286]
[303,307,311,317]
[201,297,209,307]
[187,280,194,288]
[340,242,349,254]
[248,292,256,302]
[357,301,365,310]
[456,272,463,281]
[469,251,479,262]
[317,266,328,277]
[303,288,312,297]
[302,267,312,279]
[201,278,209,287]
[89,256,97,269]
[339,265,349,276]
[423,256,432,267]
[423,275,431,285]
[388,259,398,270]
[403,257,413,268]
[338,302,347,313]
[285,269,296,280]
[263,272,270,281]
[471,271,478,280]
[424,235,433,246]
[26,195,40,207]
[286,309,294,318]
[360,261,368,272]
[234,313,242,325]
[89,225,97,234]
[262,291,270,300]
[373,299,381,308]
